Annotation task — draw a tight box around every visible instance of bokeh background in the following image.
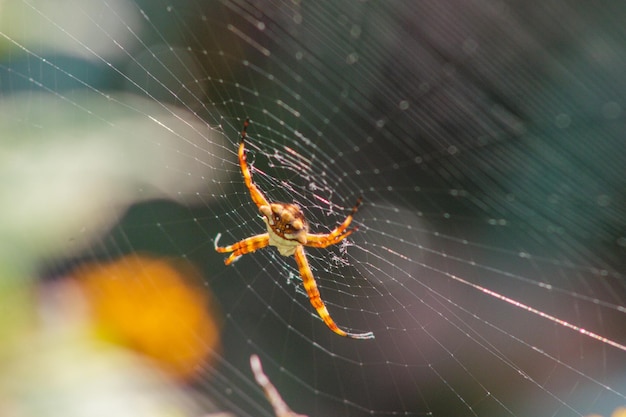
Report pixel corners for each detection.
[1,1,625,416]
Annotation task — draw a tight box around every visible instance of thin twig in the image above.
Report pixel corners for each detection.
[250,354,308,417]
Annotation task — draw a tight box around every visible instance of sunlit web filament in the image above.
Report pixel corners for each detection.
[450,273,626,352]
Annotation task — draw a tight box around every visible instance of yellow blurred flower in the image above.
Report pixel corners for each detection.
[75,254,221,381]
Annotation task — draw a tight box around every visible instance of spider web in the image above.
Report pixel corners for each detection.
[2,1,626,416]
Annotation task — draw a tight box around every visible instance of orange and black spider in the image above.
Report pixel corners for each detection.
[215,119,374,340]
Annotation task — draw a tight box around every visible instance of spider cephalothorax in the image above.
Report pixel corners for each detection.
[215,118,373,340]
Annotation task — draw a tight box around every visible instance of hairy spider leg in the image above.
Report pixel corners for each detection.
[294,245,374,340]
[215,233,270,265]
[239,118,270,209]
[305,197,362,248]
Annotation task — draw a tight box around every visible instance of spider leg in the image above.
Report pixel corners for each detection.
[305,197,362,248]
[239,118,270,209]
[215,233,270,265]
[294,246,374,340]
[305,228,356,249]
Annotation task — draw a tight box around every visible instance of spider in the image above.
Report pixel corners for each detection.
[215,119,374,340]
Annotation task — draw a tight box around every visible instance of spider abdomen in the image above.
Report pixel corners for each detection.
[260,203,309,255]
